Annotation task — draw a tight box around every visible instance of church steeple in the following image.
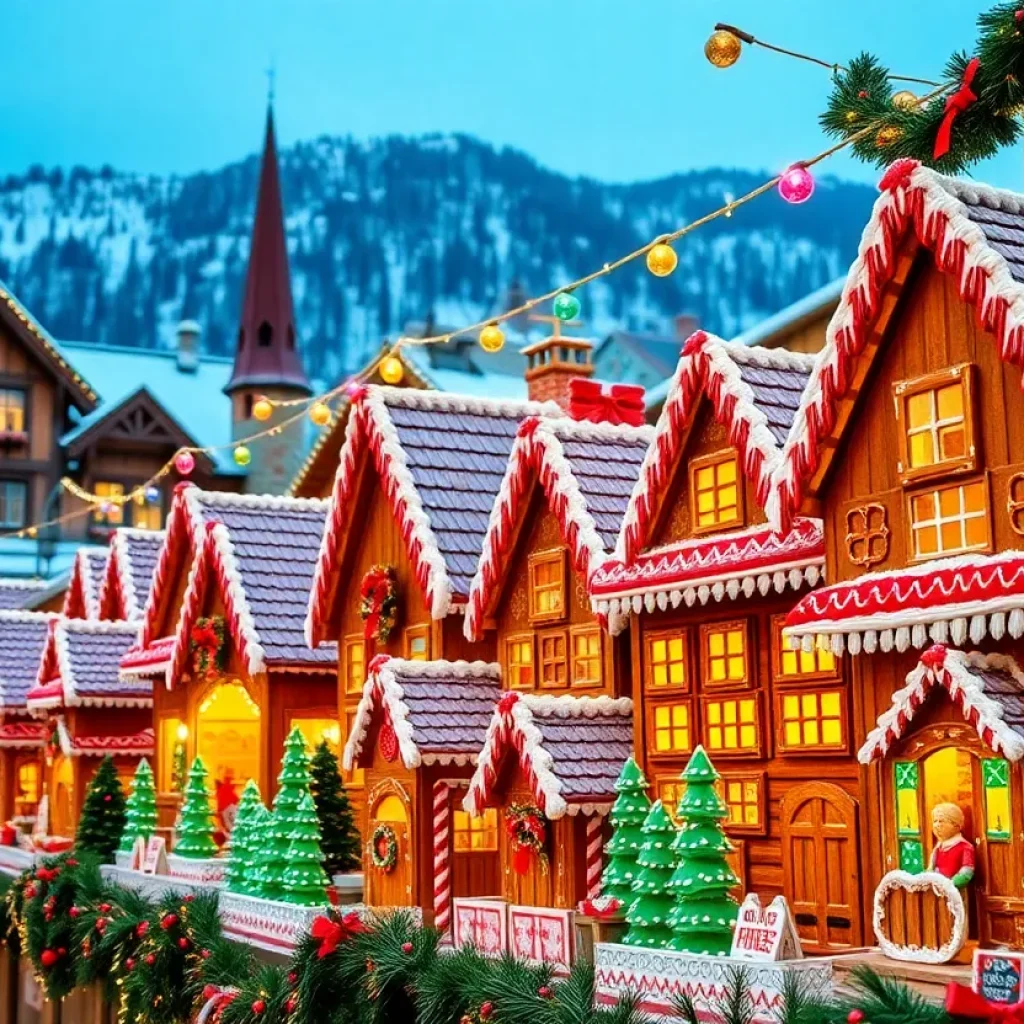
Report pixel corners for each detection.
[225,102,310,398]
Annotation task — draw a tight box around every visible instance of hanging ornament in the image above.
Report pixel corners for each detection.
[646,243,678,278]
[844,110,859,124]
[704,29,741,69]
[479,323,505,353]
[233,445,252,467]
[876,125,903,148]
[380,355,404,385]
[174,450,195,476]
[309,401,332,427]
[553,291,581,321]
[145,485,161,505]
[778,164,815,204]
[252,397,274,422]
[892,90,918,112]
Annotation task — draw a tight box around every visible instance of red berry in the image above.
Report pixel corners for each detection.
[24,885,36,899]
[66,858,78,867]
[161,913,178,929]
[848,1013,864,1024]
[35,869,47,881]
[480,1002,494,1020]
[95,918,107,933]
[178,937,190,950]
[401,941,413,953]
[200,948,212,959]
[40,949,58,967]
[538,986,553,999]
[286,996,297,1013]
[858,90,868,99]
[183,894,195,903]
[288,971,298,985]
[203,984,218,1001]
[126,957,135,972]
[145,954,156,966]
[104,794,111,802]
[136,921,149,937]
[69,907,80,918]
[252,999,266,1015]
[1017,10,1024,23]
[99,903,111,913]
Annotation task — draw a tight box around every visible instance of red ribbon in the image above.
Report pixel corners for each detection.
[567,379,645,427]
[310,912,367,959]
[934,58,981,160]
[946,982,1024,1022]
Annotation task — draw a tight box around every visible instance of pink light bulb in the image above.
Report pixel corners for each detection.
[174,450,196,476]
[778,164,815,205]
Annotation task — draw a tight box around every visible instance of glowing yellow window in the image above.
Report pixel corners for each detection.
[571,628,601,686]
[0,389,25,433]
[658,778,687,821]
[130,490,163,530]
[705,699,758,753]
[507,635,534,689]
[290,717,341,753]
[344,710,365,786]
[691,453,742,532]
[647,633,687,690]
[724,778,762,828]
[529,550,566,621]
[704,624,748,687]
[909,481,989,559]
[539,631,568,688]
[904,379,967,470]
[776,618,836,678]
[781,690,845,750]
[93,481,125,526]
[453,808,498,852]
[344,636,365,695]
[653,703,691,753]
[15,760,39,807]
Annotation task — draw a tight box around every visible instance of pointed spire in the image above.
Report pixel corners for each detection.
[225,101,311,396]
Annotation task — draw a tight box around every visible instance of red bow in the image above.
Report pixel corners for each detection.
[568,379,646,427]
[310,913,367,959]
[934,58,981,160]
[946,983,1024,1022]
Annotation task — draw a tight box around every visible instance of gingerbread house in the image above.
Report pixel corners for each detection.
[305,385,562,822]
[343,656,501,928]
[775,162,1024,951]
[458,385,651,909]
[127,484,336,835]
[585,333,866,953]
[62,546,109,619]
[26,619,151,837]
[97,528,165,622]
[0,611,55,826]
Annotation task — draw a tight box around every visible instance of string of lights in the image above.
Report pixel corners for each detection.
[0,36,951,542]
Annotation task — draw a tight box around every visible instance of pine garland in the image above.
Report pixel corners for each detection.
[821,3,1024,174]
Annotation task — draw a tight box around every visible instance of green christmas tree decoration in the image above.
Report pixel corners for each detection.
[623,800,678,949]
[251,727,312,900]
[667,746,740,955]
[309,739,361,875]
[600,757,652,904]
[75,754,127,862]
[173,757,218,859]
[118,758,158,855]
[224,779,264,893]
[242,803,273,896]
[281,791,331,906]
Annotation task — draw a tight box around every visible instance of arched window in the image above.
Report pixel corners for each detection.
[258,321,273,347]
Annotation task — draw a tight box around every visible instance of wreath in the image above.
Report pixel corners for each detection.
[44,722,61,766]
[505,803,548,876]
[190,616,226,679]
[370,823,399,873]
[360,566,398,644]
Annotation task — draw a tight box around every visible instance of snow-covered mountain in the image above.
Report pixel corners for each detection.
[0,133,876,380]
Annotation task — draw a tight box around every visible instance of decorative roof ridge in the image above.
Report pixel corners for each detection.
[0,609,58,623]
[116,527,167,542]
[721,339,819,372]
[930,171,1024,212]
[58,618,140,637]
[805,547,1024,588]
[520,693,633,718]
[624,517,824,563]
[65,546,109,620]
[0,578,50,591]
[545,417,655,443]
[374,384,563,420]
[384,657,501,680]
[193,489,329,513]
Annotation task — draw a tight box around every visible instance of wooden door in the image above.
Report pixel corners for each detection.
[502,792,555,907]
[451,803,501,899]
[366,781,413,907]
[780,782,862,951]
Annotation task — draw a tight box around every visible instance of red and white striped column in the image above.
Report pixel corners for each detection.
[585,814,604,898]
[433,781,452,935]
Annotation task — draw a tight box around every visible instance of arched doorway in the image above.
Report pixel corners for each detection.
[195,681,261,827]
[780,782,862,951]
[366,782,411,907]
[50,755,75,837]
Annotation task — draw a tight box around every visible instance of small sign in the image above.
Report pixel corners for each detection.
[973,949,1024,1004]
[730,894,803,962]
[142,835,168,875]
[129,835,146,871]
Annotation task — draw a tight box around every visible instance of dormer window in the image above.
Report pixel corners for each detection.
[690,451,743,534]
[258,321,273,347]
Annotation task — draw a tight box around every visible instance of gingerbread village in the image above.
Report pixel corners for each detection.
[12,16,1024,1023]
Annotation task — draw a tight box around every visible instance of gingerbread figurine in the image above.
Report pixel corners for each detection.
[928,802,975,887]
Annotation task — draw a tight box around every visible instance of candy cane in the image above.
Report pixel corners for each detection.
[433,780,451,935]
[585,815,604,898]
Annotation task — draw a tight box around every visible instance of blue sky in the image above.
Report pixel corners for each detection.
[1,0,1021,188]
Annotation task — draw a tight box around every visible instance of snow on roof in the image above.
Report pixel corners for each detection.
[62,547,109,619]
[0,611,57,709]
[99,529,165,622]
[0,578,50,611]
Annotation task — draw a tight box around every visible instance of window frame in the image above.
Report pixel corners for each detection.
[689,450,745,536]
[0,386,27,437]
[894,363,977,486]
[699,620,752,692]
[656,775,687,823]
[343,634,367,696]
[643,628,691,693]
[505,632,536,691]
[452,807,499,853]
[720,771,767,835]
[646,698,695,759]
[537,627,569,690]
[770,615,840,684]
[569,624,602,688]
[905,475,992,563]
[0,479,27,529]
[528,547,568,625]
[702,693,763,759]
[403,623,431,662]
[775,687,849,756]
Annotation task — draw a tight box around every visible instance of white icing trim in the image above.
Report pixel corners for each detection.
[0,579,49,592]
[208,521,265,677]
[872,870,966,964]
[110,529,165,621]
[66,547,108,619]
[373,385,562,420]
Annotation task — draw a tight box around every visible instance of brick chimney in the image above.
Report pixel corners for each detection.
[176,319,201,373]
[523,316,594,409]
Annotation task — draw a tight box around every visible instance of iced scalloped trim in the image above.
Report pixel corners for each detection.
[872,870,965,964]
[375,385,562,420]
[102,528,166,622]
[0,578,48,591]
[64,547,108,619]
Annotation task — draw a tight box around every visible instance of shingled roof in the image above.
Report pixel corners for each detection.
[0,611,57,709]
[343,657,501,770]
[28,620,150,709]
[466,416,653,639]
[62,547,109,619]
[0,579,49,611]
[161,488,336,687]
[464,693,633,819]
[99,529,165,622]
[615,332,816,565]
[306,386,563,644]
